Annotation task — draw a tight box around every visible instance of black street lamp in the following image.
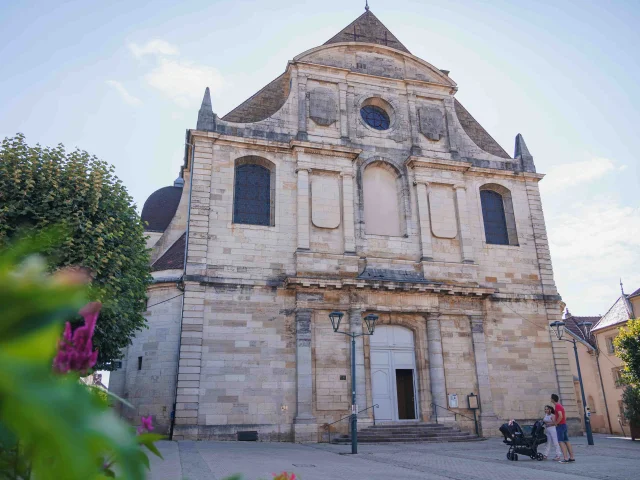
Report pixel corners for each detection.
[549,320,595,446]
[329,311,378,454]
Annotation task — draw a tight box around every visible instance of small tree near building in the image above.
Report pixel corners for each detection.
[614,318,640,438]
[0,134,151,368]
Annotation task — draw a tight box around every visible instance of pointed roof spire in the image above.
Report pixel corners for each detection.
[620,278,625,295]
[324,9,410,53]
[196,87,215,131]
[514,133,536,173]
[365,0,370,11]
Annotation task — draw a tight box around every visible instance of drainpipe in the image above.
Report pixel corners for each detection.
[595,348,614,434]
[169,133,195,440]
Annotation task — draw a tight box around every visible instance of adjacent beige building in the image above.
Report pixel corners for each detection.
[563,288,638,435]
[109,8,579,441]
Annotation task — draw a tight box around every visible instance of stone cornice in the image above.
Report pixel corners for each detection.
[285,276,495,297]
[407,155,546,181]
[291,140,362,159]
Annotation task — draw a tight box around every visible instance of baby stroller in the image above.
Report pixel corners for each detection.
[499,420,547,461]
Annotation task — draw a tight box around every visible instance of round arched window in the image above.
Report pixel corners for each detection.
[360,105,390,130]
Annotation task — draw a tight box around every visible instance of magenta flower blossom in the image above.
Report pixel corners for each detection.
[53,302,101,375]
[137,415,154,434]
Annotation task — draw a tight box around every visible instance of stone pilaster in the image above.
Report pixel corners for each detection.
[185,138,212,277]
[524,179,558,295]
[294,309,317,442]
[173,283,206,440]
[296,75,308,141]
[342,173,356,253]
[339,83,349,139]
[453,185,474,264]
[407,92,422,155]
[296,169,310,250]
[415,182,434,261]
[443,97,460,158]
[349,308,368,421]
[426,314,452,421]
[469,315,500,436]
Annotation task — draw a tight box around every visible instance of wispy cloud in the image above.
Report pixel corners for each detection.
[128,39,179,58]
[542,157,618,192]
[128,39,223,108]
[548,198,640,313]
[106,80,142,106]
[145,59,224,108]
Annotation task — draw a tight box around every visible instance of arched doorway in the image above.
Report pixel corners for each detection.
[370,325,418,422]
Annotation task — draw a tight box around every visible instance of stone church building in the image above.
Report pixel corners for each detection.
[109,8,580,441]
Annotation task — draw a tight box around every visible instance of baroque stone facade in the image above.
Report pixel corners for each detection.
[110,8,580,441]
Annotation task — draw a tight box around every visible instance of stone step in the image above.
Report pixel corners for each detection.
[332,435,482,444]
[362,426,458,432]
[330,422,480,444]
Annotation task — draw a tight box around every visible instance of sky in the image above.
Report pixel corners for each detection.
[1,0,639,317]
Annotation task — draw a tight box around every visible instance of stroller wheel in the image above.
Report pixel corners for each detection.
[506,452,512,461]
[514,454,518,461]
[536,453,544,461]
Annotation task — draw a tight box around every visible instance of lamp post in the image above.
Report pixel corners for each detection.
[549,320,595,446]
[329,311,378,454]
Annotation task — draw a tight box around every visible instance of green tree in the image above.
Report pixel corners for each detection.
[0,134,151,368]
[614,318,640,385]
[614,318,640,430]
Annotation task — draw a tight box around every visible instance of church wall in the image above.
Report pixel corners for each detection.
[312,309,351,426]
[135,34,579,442]
[199,140,298,280]
[178,285,297,441]
[482,298,580,433]
[109,284,182,434]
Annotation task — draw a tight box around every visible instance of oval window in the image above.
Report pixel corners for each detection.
[360,105,390,130]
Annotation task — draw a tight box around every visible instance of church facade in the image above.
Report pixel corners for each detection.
[109,9,580,441]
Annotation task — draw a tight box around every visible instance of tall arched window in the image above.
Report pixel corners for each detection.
[363,162,401,236]
[233,157,275,226]
[480,184,518,246]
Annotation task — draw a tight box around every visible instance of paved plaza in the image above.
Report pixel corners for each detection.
[148,434,640,480]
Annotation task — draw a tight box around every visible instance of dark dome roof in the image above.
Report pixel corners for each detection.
[141,186,182,232]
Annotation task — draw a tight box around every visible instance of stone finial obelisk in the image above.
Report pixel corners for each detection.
[196,87,215,131]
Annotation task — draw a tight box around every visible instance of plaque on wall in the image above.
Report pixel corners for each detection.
[418,105,446,141]
[428,185,458,239]
[309,87,338,126]
[311,174,341,229]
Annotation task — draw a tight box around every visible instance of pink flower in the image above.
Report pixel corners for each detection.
[137,415,154,434]
[53,302,101,374]
[273,473,296,480]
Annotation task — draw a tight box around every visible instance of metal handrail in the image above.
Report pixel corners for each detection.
[323,404,379,444]
[430,402,476,423]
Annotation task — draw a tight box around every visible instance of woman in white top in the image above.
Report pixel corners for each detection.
[542,405,562,460]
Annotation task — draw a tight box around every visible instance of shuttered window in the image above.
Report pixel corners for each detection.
[233,164,271,226]
[480,190,509,245]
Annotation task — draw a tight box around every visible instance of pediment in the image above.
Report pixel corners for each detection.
[294,43,456,87]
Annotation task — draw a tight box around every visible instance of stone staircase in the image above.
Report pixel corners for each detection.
[331,422,482,444]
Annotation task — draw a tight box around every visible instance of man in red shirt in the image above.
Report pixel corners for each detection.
[551,394,575,463]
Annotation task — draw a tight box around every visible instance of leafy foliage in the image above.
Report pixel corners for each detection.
[0,235,161,479]
[613,318,640,386]
[621,385,640,425]
[0,134,151,368]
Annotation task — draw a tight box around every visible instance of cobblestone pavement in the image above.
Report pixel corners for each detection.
[149,434,640,480]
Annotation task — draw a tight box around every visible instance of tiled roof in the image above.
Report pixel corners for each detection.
[222,72,291,123]
[151,233,186,272]
[564,315,600,346]
[141,186,182,232]
[454,100,511,159]
[324,10,410,54]
[628,287,640,299]
[591,295,632,332]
